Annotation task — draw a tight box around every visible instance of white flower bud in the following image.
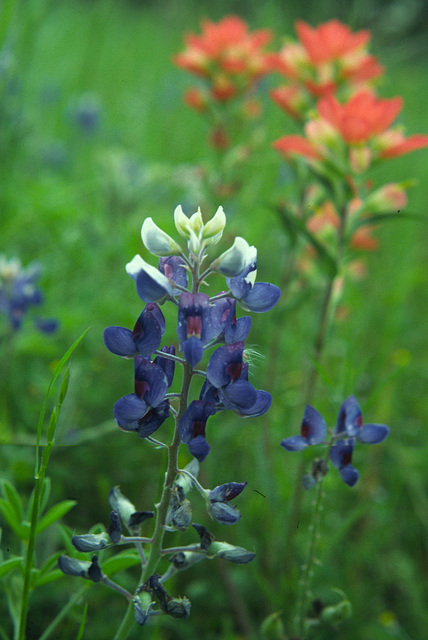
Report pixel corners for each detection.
[210,237,252,277]
[202,206,226,246]
[174,205,192,238]
[141,218,181,256]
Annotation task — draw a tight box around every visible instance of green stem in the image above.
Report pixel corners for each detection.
[295,477,326,637]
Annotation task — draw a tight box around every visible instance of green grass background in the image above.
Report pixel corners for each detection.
[1,0,427,638]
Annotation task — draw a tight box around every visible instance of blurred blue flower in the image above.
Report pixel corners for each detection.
[0,255,58,333]
[280,405,327,451]
[335,395,390,444]
[69,92,102,134]
[329,438,360,487]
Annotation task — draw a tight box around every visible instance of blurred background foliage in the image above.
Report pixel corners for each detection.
[1,0,427,638]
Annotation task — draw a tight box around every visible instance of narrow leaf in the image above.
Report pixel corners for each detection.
[36,500,77,534]
[0,557,23,579]
[0,480,23,522]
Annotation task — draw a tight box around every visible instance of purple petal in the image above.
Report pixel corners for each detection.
[104,327,137,357]
[226,252,257,299]
[329,438,355,469]
[229,316,252,342]
[154,346,176,387]
[239,283,281,313]
[336,395,362,436]
[209,502,241,525]
[301,405,327,444]
[178,400,216,444]
[34,317,58,333]
[132,305,165,356]
[206,342,244,388]
[177,292,213,347]
[159,256,188,288]
[357,423,390,444]
[136,401,170,438]
[339,465,360,487]
[188,435,210,462]
[183,336,204,367]
[209,482,247,502]
[280,435,308,451]
[114,394,148,426]
[238,390,272,417]
[221,379,257,410]
[134,358,168,407]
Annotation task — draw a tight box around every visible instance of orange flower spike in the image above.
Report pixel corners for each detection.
[273,134,322,160]
[296,19,371,65]
[318,90,403,144]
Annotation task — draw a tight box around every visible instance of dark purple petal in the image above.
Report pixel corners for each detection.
[336,395,362,436]
[209,501,241,525]
[329,438,355,469]
[177,292,213,348]
[210,297,233,339]
[199,379,222,406]
[135,269,172,303]
[209,482,247,502]
[206,342,244,389]
[188,435,210,462]
[34,317,58,333]
[159,256,188,288]
[238,390,272,417]
[154,346,176,387]
[104,327,137,357]
[226,254,257,299]
[229,316,252,342]
[114,394,148,427]
[220,379,257,410]
[239,283,281,313]
[134,357,168,407]
[356,423,390,444]
[132,305,165,356]
[301,405,327,444]
[183,336,204,367]
[280,435,308,451]
[178,400,216,444]
[339,465,360,486]
[136,401,170,438]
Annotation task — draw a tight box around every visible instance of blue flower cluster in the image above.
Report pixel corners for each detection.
[104,206,281,461]
[0,255,58,333]
[281,396,390,486]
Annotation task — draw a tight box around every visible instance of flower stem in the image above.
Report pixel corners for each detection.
[295,477,326,637]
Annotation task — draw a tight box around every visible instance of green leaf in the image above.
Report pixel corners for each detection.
[0,499,27,539]
[32,568,64,588]
[76,602,88,640]
[0,557,24,579]
[102,551,141,576]
[36,500,77,534]
[350,210,427,232]
[0,480,24,522]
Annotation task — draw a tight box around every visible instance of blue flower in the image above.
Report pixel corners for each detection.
[208,482,247,525]
[226,249,281,313]
[159,256,188,290]
[103,303,165,357]
[335,395,390,444]
[280,405,327,451]
[206,341,271,416]
[113,356,170,438]
[210,297,252,344]
[178,400,216,461]
[329,439,360,487]
[177,292,213,366]
[0,256,58,333]
[126,255,174,303]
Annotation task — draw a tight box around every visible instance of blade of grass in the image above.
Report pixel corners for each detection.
[17,329,89,640]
